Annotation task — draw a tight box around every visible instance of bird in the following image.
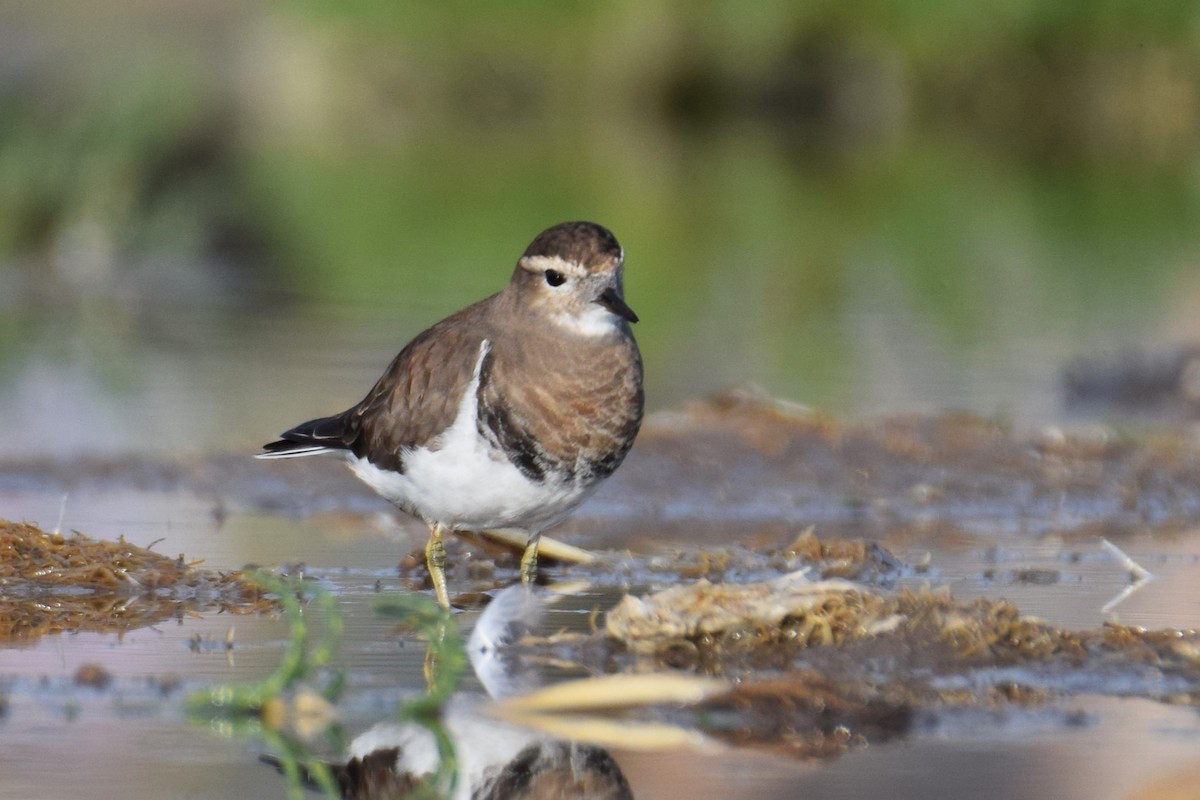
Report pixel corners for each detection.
[257,221,644,608]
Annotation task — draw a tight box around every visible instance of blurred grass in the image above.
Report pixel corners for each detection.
[1,0,1198,411]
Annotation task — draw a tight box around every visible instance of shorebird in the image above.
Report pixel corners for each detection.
[258,221,644,608]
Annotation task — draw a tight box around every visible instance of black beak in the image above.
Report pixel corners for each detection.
[597,287,639,323]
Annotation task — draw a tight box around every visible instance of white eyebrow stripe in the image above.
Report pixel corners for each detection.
[518,254,588,277]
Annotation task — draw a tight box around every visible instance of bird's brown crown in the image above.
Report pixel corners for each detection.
[520,221,622,273]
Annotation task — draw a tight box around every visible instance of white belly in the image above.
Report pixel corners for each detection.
[345,339,592,533]
[347,442,591,534]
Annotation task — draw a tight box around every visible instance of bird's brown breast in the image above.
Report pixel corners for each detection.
[478,325,643,483]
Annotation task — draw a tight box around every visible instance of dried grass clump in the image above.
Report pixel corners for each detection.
[2,521,194,590]
[605,572,895,656]
[0,520,274,643]
[603,570,1200,688]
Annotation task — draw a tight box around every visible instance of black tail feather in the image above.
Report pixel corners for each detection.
[259,411,356,456]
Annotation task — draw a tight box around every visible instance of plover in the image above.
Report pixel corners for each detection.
[258,221,644,608]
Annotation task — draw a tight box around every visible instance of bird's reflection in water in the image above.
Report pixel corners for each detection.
[312,586,634,800]
[332,734,632,800]
[472,740,632,800]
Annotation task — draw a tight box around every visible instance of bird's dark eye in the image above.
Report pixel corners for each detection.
[544,269,566,287]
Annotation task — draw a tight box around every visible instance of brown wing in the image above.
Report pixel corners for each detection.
[263,297,494,471]
[348,300,494,470]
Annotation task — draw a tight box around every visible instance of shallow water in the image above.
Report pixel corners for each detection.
[4,71,1200,800]
[5,2,1200,795]
[4,398,1200,799]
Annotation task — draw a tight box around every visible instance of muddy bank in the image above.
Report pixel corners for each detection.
[4,390,1199,542]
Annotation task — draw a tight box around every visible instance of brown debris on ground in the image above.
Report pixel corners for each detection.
[645,527,909,587]
[0,520,274,643]
[2,520,198,591]
[613,387,1200,541]
[7,388,1200,541]
[700,671,915,759]
[694,667,1064,761]
[506,532,1200,760]
[780,527,895,577]
[603,572,1200,687]
[605,572,895,655]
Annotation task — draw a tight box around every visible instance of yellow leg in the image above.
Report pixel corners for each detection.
[425,523,451,609]
[422,614,448,692]
[519,533,540,586]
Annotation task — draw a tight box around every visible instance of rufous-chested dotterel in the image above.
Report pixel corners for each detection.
[258,221,644,608]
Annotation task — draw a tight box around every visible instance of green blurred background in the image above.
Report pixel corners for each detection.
[2,0,1199,456]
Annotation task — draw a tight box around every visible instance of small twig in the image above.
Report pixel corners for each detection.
[1100,539,1152,581]
[1100,538,1155,613]
[54,493,69,536]
[114,567,143,587]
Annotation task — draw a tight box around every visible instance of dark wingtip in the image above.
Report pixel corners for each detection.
[257,412,356,458]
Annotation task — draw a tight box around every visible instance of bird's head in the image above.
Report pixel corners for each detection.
[510,221,638,337]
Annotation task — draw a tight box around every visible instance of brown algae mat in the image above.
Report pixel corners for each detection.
[513,535,1200,761]
[623,389,1200,537]
[603,570,1200,685]
[0,519,273,643]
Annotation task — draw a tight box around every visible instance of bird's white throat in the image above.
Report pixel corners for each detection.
[552,303,623,338]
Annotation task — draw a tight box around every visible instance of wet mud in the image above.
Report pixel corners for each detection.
[551,571,1200,758]
[3,390,1200,799]
[5,389,1200,539]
